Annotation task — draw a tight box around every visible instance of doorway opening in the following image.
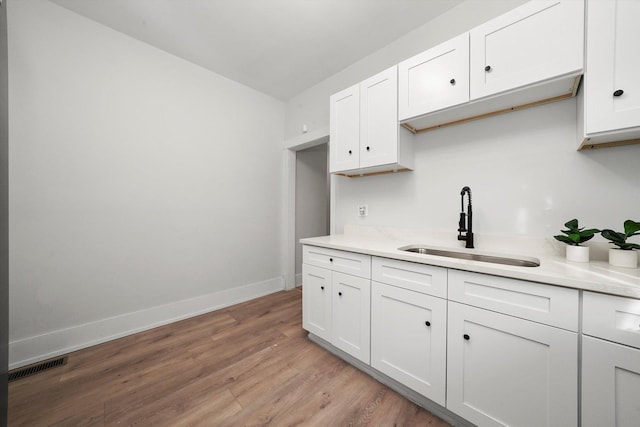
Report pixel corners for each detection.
[294,143,329,287]
[282,128,331,291]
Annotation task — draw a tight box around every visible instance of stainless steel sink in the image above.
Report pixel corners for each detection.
[399,245,540,267]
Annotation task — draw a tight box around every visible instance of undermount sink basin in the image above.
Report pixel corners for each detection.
[399,245,540,268]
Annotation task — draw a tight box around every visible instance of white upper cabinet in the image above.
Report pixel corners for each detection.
[359,67,400,169]
[329,84,360,173]
[470,0,584,100]
[400,0,584,134]
[330,66,413,177]
[579,0,640,149]
[398,33,470,121]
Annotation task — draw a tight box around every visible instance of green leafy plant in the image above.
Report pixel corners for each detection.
[601,220,640,250]
[554,219,600,246]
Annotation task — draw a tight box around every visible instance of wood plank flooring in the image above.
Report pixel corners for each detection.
[8,289,451,426]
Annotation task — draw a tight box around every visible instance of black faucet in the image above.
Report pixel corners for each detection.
[457,186,474,248]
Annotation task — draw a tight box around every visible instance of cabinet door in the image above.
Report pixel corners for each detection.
[585,0,640,134]
[470,0,583,100]
[371,282,446,405]
[302,264,332,342]
[398,33,470,121]
[329,84,359,173]
[447,302,578,427]
[359,66,398,169]
[582,336,640,427]
[332,272,370,364]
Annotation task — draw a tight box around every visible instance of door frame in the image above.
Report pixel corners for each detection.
[282,126,334,290]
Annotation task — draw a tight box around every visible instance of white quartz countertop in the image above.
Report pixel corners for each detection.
[300,233,640,299]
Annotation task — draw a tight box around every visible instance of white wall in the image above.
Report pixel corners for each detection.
[334,99,640,237]
[8,0,285,367]
[286,0,640,241]
[1,0,9,416]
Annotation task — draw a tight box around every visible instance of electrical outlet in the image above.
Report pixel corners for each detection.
[358,205,368,217]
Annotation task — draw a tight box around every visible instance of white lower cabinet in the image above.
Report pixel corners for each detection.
[371,281,447,405]
[582,336,640,427]
[302,263,332,342]
[447,301,578,427]
[302,246,371,364]
[331,271,370,364]
[302,245,590,427]
[581,291,640,427]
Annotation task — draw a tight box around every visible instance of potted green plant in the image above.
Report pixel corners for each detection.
[601,220,640,268]
[554,218,600,262]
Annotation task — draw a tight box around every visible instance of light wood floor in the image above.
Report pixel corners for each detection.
[8,289,451,426]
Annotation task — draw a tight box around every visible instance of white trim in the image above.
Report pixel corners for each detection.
[9,277,284,370]
[295,272,302,287]
[284,148,297,290]
[282,125,329,150]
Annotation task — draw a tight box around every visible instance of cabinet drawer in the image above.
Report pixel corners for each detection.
[372,257,447,298]
[448,269,578,331]
[303,245,371,279]
[583,292,640,349]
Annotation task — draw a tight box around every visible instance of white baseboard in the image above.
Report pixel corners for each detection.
[295,272,302,287]
[9,276,284,370]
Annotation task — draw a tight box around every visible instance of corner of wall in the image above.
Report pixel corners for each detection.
[9,276,284,370]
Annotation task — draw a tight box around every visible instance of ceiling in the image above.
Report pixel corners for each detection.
[50,0,465,101]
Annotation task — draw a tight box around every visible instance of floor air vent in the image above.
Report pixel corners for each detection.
[8,356,68,382]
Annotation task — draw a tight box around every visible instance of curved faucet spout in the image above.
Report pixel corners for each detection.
[457,186,474,248]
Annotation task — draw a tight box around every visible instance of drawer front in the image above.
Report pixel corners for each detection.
[303,245,371,278]
[448,269,579,331]
[372,257,447,298]
[583,292,640,349]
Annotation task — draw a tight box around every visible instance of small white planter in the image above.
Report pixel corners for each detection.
[608,249,638,269]
[566,245,590,263]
